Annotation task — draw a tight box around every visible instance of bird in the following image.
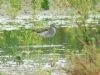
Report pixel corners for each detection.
[32,24,56,38]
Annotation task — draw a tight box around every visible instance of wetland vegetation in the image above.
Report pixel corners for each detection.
[0,0,100,75]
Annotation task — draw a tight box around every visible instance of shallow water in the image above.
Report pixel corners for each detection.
[0,12,99,30]
[0,11,100,75]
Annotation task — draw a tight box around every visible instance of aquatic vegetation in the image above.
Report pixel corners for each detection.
[9,0,21,9]
[8,0,21,18]
[31,0,43,13]
[0,31,19,56]
[33,68,51,75]
[67,0,99,15]
[0,72,3,75]
[0,0,3,5]
[0,0,99,75]
[66,44,100,75]
[41,0,49,10]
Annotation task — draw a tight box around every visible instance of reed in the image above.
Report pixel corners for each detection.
[7,0,21,18]
[67,44,100,75]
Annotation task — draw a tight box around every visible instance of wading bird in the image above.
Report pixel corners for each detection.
[32,24,56,38]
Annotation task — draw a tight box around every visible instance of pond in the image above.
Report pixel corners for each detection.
[0,11,99,75]
[0,1,99,73]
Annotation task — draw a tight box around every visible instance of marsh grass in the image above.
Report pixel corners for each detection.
[41,0,49,10]
[33,68,51,75]
[0,0,3,6]
[7,0,21,18]
[0,72,2,75]
[1,31,18,56]
[0,0,100,75]
[66,44,100,75]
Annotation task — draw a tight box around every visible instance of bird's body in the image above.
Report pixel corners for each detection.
[33,25,56,38]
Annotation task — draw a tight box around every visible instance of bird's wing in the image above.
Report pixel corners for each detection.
[33,27,50,33]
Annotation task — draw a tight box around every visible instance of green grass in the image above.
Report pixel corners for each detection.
[41,0,49,10]
[0,72,2,75]
[7,0,21,18]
